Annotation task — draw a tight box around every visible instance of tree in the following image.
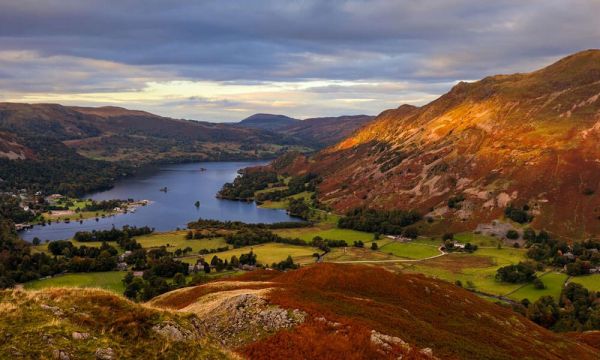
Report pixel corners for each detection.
[371,242,378,250]
[173,272,186,287]
[442,233,454,241]
[506,230,519,240]
[32,237,41,246]
[124,277,144,300]
[230,255,240,268]
[533,278,545,289]
[527,296,559,328]
[496,262,537,283]
[403,227,419,239]
[239,251,257,266]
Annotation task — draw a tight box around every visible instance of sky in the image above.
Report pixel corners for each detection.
[0,1,598,122]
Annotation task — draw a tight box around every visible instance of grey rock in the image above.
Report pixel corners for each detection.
[71,331,90,340]
[52,349,70,360]
[95,347,115,360]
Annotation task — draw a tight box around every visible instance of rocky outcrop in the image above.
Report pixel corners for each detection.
[186,291,306,346]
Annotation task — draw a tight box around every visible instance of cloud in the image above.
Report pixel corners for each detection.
[0,0,598,121]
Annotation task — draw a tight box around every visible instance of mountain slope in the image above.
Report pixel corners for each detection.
[275,50,600,239]
[278,114,373,148]
[0,103,309,164]
[150,263,598,359]
[237,113,373,147]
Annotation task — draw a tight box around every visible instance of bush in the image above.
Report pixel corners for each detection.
[533,278,545,289]
[505,205,533,224]
[338,207,421,235]
[506,230,520,240]
[371,242,378,250]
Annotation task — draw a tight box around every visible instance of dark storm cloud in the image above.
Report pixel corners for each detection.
[1,0,598,83]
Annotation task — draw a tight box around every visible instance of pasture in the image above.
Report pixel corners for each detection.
[24,271,125,294]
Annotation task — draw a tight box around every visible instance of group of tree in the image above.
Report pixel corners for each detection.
[81,199,130,212]
[271,255,298,271]
[224,227,306,248]
[310,236,347,252]
[187,218,311,231]
[254,173,321,203]
[217,170,279,199]
[0,219,66,287]
[287,198,312,220]
[338,207,421,235]
[0,194,37,224]
[519,283,600,332]
[0,137,128,197]
[496,261,538,283]
[523,228,600,274]
[47,240,119,272]
[73,225,153,242]
[505,204,534,224]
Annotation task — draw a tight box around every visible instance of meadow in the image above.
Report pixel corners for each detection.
[181,242,319,266]
[379,239,441,260]
[506,272,568,301]
[134,231,229,252]
[274,226,375,243]
[570,274,600,292]
[24,271,126,293]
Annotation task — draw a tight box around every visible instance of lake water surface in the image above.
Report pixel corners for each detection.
[20,161,299,241]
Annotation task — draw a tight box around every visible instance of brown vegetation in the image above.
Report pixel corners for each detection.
[272,50,600,239]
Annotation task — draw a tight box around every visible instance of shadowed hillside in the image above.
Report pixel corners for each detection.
[237,113,373,148]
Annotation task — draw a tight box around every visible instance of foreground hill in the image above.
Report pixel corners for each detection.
[148,263,597,359]
[275,50,600,239]
[237,113,373,148]
[4,264,597,359]
[0,288,231,359]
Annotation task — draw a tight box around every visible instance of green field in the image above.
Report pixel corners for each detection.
[570,274,600,292]
[24,271,125,294]
[400,245,529,296]
[379,241,441,260]
[274,227,375,243]
[507,272,568,301]
[454,232,501,247]
[181,243,319,266]
[32,231,229,255]
[134,231,229,252]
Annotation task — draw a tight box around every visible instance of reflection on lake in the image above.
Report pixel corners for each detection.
[20,161,299,241]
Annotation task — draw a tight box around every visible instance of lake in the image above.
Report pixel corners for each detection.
[20,161,299,241]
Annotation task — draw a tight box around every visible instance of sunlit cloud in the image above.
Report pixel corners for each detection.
[0,0,598,121]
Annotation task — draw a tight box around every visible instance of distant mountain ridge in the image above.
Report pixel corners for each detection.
[238,113,373,147]
[273,49,600,239]
[238,113,301,131]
